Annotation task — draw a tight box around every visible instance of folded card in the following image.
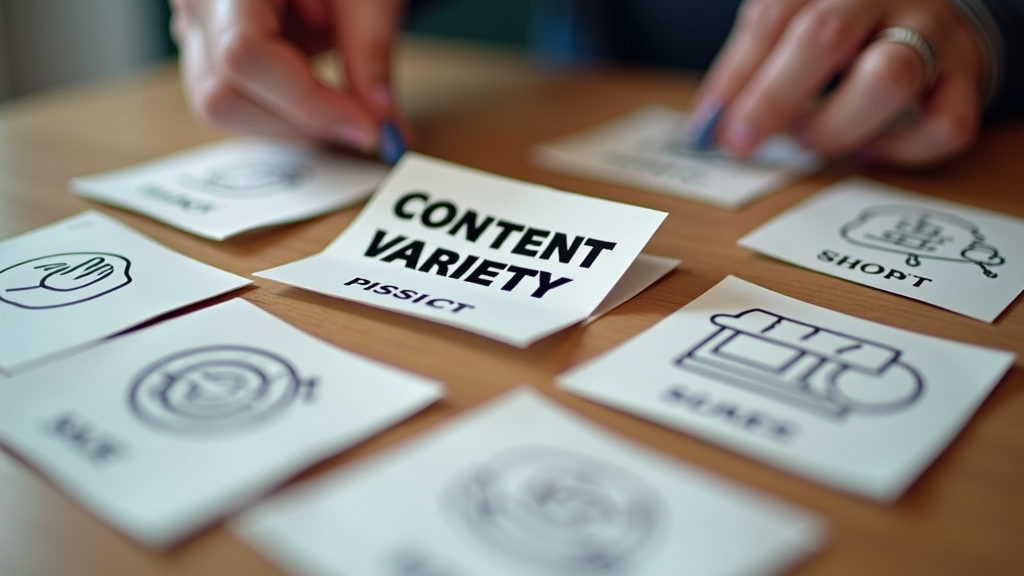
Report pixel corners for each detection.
[256,153,668,346]
[533,105,820,209]
[0,211,250,373]
[73,139,389,240]
[0,299,443,548]
[559,276,1016,502]
[235,387,824,576]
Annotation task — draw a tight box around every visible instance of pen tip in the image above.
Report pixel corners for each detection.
[378,120,406,165]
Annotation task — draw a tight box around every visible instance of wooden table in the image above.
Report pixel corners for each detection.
[1,36,1022,576]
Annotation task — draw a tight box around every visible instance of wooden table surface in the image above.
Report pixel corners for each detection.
[1,37,1022,576]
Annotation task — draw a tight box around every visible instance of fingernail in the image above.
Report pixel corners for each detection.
[334,122,374,152]
[689,100,724,151]
[723,121,759,154]
[378,120,406,165]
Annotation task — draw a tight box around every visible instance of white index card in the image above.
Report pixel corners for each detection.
[533,105,820,209]
[73,139,389,240]
[559,276,1017,502]
[0,299,443,549]
[0,211,251,373]
[235,387,824,576]
[256,153,668,347]
[738,176,1024,322]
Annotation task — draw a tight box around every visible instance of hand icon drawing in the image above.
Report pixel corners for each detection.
[0,252,132,309]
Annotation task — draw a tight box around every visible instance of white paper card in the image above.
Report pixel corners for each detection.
[586,253,679,324]
[0,299,443,548]
[738,177,1024,322]
[256,153,667,347]
[533,106,820,209]
[235,387,824,576]
[0,211,251,374]
[72,139,389,240]
[560,276,1016,502]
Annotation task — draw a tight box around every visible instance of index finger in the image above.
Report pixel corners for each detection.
[719,0,881,155]
[691,0,810,135]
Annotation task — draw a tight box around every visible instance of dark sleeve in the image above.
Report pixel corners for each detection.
[948,0,1024,118]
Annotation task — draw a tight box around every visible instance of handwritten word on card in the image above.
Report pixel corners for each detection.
[0,211,250,374]
[0,299,442,548]
[257,153,667,346]
[533,106,820,209]
[235,388,823,576]
[73,139,389,240]
[739,177,1024,322]
[559,277,1015,502]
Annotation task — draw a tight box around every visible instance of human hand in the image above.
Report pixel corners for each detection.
[170,0,407,155]
[692,0,987,167]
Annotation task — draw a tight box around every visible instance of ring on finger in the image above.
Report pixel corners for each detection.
[873,26,938,93]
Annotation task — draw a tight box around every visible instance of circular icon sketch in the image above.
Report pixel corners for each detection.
[0,252,132,309]
[444,447,663,573]
[180,161,311,199]
[128,346,316,433]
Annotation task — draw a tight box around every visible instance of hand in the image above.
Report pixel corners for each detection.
[170,0,407,153]
[693,0,987,167]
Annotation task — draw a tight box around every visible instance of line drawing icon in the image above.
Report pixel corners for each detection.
[128,345,316,433]
[442,447,663,573]
[675,309,925,419]
[180,160,311,199]
[840,205,1005,278]
[0,252,132,309]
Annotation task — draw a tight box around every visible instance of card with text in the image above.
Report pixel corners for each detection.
[73,139,389,240]
[559,276,1016,502]
[738,177,1024,322]
[533,106,820,209]
[256,153,668,347]
[235,387,824,576]
[0,299,443,548]
[0,211,250,374]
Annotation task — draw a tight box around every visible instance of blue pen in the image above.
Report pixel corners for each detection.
[378,120,406,165]
[689,103,724,152]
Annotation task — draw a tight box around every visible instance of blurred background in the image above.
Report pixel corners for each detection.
[0,0,532,101]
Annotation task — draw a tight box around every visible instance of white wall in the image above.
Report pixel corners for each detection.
[0,0,170,99]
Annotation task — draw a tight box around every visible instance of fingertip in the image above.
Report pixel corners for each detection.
[720,120,761,157]
[333,122,376,153]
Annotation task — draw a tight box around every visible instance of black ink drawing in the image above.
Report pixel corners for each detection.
[0,252,132,309]
[841,205,1005,278]
[443,447,662,574]
[128,346,316,433]
[675,309,924,419]
[180,160,311,199]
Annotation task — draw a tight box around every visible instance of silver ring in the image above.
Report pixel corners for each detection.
[874,27,938,93]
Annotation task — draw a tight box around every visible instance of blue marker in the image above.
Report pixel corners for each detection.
[689,103,724,152]
[378,120,406,165]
